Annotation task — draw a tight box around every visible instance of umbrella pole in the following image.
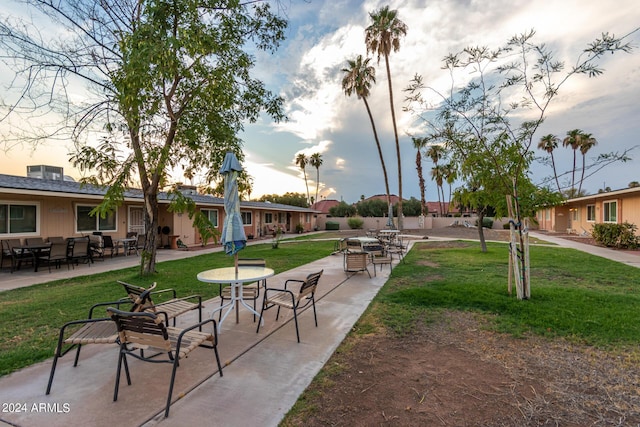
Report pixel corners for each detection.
[235,254,239,323]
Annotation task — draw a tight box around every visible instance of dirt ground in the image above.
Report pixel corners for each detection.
[285,227,640,427]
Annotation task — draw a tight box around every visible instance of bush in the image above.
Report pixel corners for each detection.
[476,217,494,229]
[325,221,340,230]
[592,222,640,249]
[347,217,364,229]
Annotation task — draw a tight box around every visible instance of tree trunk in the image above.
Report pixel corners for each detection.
[477,209,487,253]
[141,190,159,275]
[384,54,402,229]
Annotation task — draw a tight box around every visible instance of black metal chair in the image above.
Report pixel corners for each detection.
[256,270,323,343]
[107,307,223,418]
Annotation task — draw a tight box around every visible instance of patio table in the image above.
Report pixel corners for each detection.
[197,266,274,332]
[13,243,51,272]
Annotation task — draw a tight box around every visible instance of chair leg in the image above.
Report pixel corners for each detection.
[292,307,300,343]
[45,335,65,395]
[113,351,131,402]
[311,298,318,327]
[165,360,180,418]
[256,301,266,334]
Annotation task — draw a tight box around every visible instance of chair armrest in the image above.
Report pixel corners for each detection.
[88,299,131,318]
[154,294,202,308]
[175,318,217,350]
[150,288,178,300]
[283,279,304,290]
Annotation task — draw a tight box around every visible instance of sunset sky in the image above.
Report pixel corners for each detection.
[1,0,639,203]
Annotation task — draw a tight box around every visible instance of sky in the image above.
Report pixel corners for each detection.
[1,0,639,204]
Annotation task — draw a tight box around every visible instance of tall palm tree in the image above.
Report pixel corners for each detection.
[341,55,393,224]
[430,165,446,216]
[295,153,310,205]
[443,162,458,214]
[365,5,407,229]
[426,144,446,215]
[563,129,583,197]
[578,132,597,195]
[538,134,562,194]
[309,152,323,204]
[412,136,427,216]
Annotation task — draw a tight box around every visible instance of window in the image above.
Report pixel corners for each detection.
[305,213,311,222]
[76,204,117,232]
[571,209,579,222]
[545,209,550,220]
[264,212,273,224]
[241,211,252,225]
[202,209,218,227]
[0,202,38,235]
[587,205,596,222]
[603,201,617,223]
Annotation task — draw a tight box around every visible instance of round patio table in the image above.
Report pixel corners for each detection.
[197,266,274,332]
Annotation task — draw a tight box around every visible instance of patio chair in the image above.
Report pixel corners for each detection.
[39,240,71,272]
[48,236,66,244]
[69,236,92,267]
[102,235,122,257]
[367,245,392,276]
[117,281,203,327]
[2,238,34,272]
[107,307,223,418]
[88,234,104,261]
[343,251,371,278]
[218,258,267,322]
[256,270,323,343]
[45,293,149,395]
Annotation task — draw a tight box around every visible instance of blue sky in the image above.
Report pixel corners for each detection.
[1,0,640,203]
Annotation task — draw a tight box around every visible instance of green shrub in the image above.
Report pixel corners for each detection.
[347,217,364,229]
[325,221,340,230]
[476,217,494,229]
[592,222,640,249]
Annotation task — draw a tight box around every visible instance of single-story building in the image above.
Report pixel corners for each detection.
[0,172,318,247]
[536,186,640,235]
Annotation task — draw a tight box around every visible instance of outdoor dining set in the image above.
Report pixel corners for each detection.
[337,229,407,278]
[0,233,145,273]
[45,260,324,418]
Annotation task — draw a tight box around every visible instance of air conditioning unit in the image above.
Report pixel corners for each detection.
[27,165,64,180]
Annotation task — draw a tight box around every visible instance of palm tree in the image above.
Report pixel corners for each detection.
[295,153,310,205]
[563,129,583,197]
[430,165,446,216]
[578,132,597,195]
[412,136,427,216]
[538,134,562,194]
[309,152,323,205]
[341,55,393,224]
[426,144,445,215]
[443,162,458,214]
[365,5,407,229]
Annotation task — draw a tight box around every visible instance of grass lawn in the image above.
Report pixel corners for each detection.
[368,241,640,347]
[0,239,335,377]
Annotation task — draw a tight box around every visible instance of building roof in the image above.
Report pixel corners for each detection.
[0,173,317,213]
[310,199,340,214]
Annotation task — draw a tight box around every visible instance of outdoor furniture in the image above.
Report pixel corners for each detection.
[48,236,66,244]
[45,295,143,395]
[218,258,267,322]
[256,270,323,343]
[197,265,275,332]
[88,234,105,260]
[107,307,223,418]
[12,241,51,272]
[38,240,71,272]
[68,236,92,267]
[117,281,203,327]
[366,245,392,276]
[102,235,123,257]
[1,239,32,272]
[117,237,138,256]
[343,251,371,278]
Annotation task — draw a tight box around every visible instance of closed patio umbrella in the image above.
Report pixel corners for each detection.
[220,152,247,271]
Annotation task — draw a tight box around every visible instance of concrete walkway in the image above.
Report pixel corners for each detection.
[1,231,639,427]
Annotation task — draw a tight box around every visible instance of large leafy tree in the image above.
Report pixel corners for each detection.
[0,0,287,274]
[406,30,634,298]
[365,5,407,230]
[341,55,392,222]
